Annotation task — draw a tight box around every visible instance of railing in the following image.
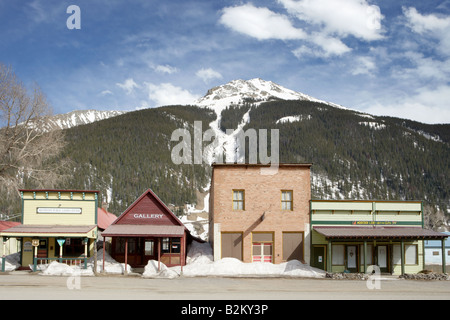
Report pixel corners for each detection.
[33,257,88,271]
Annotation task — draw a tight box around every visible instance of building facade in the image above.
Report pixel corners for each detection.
[209,163,312,264]
[310,200,448,275]
[1,189,99,271]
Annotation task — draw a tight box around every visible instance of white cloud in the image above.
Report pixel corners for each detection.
[403,7,450,55]
[278,0,384,41]
[196,68,223,83]
[154,64,178,74]
[145,82,200,107]
[365,85,450,124]
[310,33,351,56]
[100,90,113,96]
[352,56,377,76]
[219,4,306,40]
[116,78,139,95]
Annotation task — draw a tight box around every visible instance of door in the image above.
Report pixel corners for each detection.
[37,239,48,258]
[221,233,243,260]
[377,245,388,273]
[252,242,273,263]
[282,232,304,261]
[143,239,156,265]
[347,245,358,272]
[312,246,326,270]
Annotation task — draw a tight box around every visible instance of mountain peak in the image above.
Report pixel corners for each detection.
[195,78,343,111]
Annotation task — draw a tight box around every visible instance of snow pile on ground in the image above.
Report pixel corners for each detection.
[143,241,326,279]
[2,252,20,271]
[34,249,132,276]
[41,261,94,276]
[142,260,180,279]
[90,249,133,274]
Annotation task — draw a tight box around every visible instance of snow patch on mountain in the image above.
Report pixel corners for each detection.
[195,78,344,113]
[35,110,125,131]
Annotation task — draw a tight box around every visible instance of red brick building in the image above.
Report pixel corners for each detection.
[209,163,312,264]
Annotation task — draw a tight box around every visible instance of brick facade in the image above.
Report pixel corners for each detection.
[209,164,312,264]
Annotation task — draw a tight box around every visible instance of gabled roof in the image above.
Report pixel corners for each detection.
[97,207,118,230]
[0,221,21,232]
[112,189,187,230]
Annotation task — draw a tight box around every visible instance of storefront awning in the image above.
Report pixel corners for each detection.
[101,224,185,238]
[314,226,448,240]
[0,225,97,238]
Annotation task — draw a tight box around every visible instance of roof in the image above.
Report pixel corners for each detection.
[101,224,185,237]
[212,163,313,168]
[97,207,118,230]
[314,226,448,240]
[19,189,100,193]
[0,225,97,238]
[0,221,21,232]
[425,232,450,248]
[112,188,186,230]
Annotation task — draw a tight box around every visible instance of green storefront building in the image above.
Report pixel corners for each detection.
[310,200,448,275]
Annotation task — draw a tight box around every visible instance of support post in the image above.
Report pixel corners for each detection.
[33,245,38,272]
[1,237,6,272]
[124,238,128,275]
[442,239,447,274]
[158,238,161,272]
[102,236,106,273]
[364,240,367,274]
[327,240,332,273]
[401,240,405,276]
[84,238,88,269]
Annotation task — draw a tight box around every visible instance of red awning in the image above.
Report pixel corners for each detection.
[314,226,448,240]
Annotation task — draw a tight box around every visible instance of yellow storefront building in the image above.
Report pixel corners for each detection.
[1,189,99,271]
[310,200,448,275]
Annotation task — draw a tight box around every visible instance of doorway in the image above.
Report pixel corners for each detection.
[252,242,273,263]
[376,245,389,273]
[312,245,326,270]
[346,245,358,272]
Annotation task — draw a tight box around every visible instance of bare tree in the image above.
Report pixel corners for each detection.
[0,63,71,205]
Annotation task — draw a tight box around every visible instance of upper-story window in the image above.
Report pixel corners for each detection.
[281,190,293,211]
[233,190,245,210]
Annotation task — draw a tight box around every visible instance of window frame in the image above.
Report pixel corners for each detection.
[232,189,245,211]
[281,190,293,211]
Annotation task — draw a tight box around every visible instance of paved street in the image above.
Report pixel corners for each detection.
[0,272,449,301]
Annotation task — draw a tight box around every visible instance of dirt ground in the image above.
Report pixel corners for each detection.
[1,271,449,301]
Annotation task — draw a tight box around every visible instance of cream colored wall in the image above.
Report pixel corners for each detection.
[22,191,97,225]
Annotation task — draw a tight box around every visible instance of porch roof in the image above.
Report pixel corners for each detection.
[101,224,185,238]
[0,224,97,238]
[314,226,448,240]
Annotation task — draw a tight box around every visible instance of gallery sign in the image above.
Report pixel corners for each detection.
[133,213,164,220]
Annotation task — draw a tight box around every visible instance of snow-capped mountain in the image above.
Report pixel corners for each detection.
[195,78,345,112]
[39,110,125,131]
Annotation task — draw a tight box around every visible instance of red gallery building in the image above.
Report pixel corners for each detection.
[102,189,195,271]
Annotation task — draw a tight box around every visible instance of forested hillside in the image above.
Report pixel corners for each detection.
[59,105,215,214]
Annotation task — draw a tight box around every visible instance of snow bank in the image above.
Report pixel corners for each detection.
[2,252,20,271]
[143,241,326,279]
[34,249,132,276]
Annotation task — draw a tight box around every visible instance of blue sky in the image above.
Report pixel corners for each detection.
[1,0,449,124]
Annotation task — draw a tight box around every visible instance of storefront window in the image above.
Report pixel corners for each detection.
[161,238,181,254]
[332,245,345,265]
[64,238,84,256]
